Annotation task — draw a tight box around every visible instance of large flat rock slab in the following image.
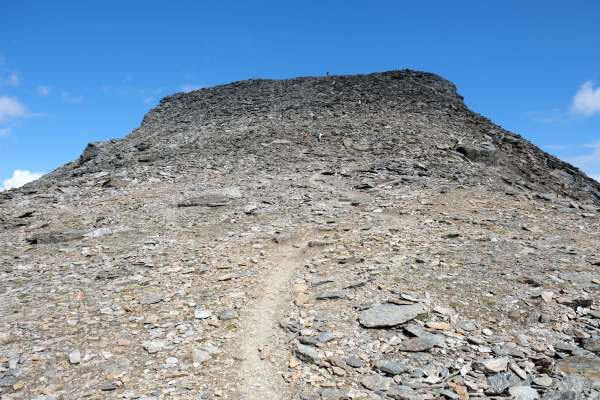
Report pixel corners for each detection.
[359,303,426,328]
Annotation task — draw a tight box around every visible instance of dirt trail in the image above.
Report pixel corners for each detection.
[236,173,374,399]
[237,236,310,400]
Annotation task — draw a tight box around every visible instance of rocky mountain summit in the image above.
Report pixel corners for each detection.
[1,70,599,400]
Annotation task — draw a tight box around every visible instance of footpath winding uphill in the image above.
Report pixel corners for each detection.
[1,71,600,400]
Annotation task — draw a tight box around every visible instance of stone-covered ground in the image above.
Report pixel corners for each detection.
[1,71,599,399]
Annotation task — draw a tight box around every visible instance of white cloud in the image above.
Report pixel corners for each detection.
[572,81,600,116]
[61,91,84,103]
[1,169,44,191]
[0,96,27,123]
[0,72,19,86]
[0,127,11,137]
[180,84,203,93]
[568,141,600,181]
[36,85,51,96]
[526,109,568,124]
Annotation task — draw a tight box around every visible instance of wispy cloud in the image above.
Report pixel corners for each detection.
[36,85,51,96]
[101,84,167,104]
[180,83,203,93]
[525,109,569,124]
[567,141,600,180]
[572,81,600,117]
[0,127,11,137]
[0,72,20,86]
[0,96,27,123]
[1,169,44,191]
[61,91,84,103]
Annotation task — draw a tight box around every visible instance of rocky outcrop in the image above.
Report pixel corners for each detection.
[1,71,599,400]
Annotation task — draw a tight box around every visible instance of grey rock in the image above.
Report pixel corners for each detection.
[556,374,586,393]
[68,350,81,364]
[486,371,521,395]
[316,291,344,300]
[218,308,237,320]
[542,391,577,400]
[143,340,165,354]
[437,389,460,400]
[345,354,365,368]
[397,336,437,352]
[299,336,320,347]
[99,381,118,391]
[457,320,477,332]
[315,332,335,344]
[509,386,540,400]
[83,227,112,238]
[493,344,526,358]
[360,374,393,391]
[533,374,553,387]
[476,357,509,373]
[192,348,211,365]
[194,308,212,319]
[582,337,600,353]
[387,385,420,400]
[319,389,349,400]
[139,293,164,305]
[0,374,17,387]
[296,342,319,364]
[456,144,497,165]
[374,359,410,375]
[359,303,426,328]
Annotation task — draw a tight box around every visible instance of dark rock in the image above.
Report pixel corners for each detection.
[486,371,521,395]
[581,337,600,353]
[374,359,410,375]
[345,355,365,368]
[455,144,497,165]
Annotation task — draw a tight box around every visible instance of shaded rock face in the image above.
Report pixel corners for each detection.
[1,70,600,400]
[18,69,599,204]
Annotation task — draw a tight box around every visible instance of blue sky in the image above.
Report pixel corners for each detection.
[1,1,599,189]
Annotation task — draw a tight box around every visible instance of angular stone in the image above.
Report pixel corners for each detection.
[359,303,425,328]
[509,386,539,400]
[387,385,419,400]
[345,354,365,368]
[139,293,163,305]
[486,371,521,395]
[581,337,600,353]
[192,348,211,365]
[542,391,576,400]
[456,320,477,332]
[397,336,437,352]
[142,340,165,354]
[194,308,212,319]
[360,374,392,391]
[425,321,452,331]
[374,359,410,375]
[476,357,509,373]
[533,375,553,387]
[295,343,319,364]
[218,308,237,320]
[0,374,17,388]
[540,291,553,303]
